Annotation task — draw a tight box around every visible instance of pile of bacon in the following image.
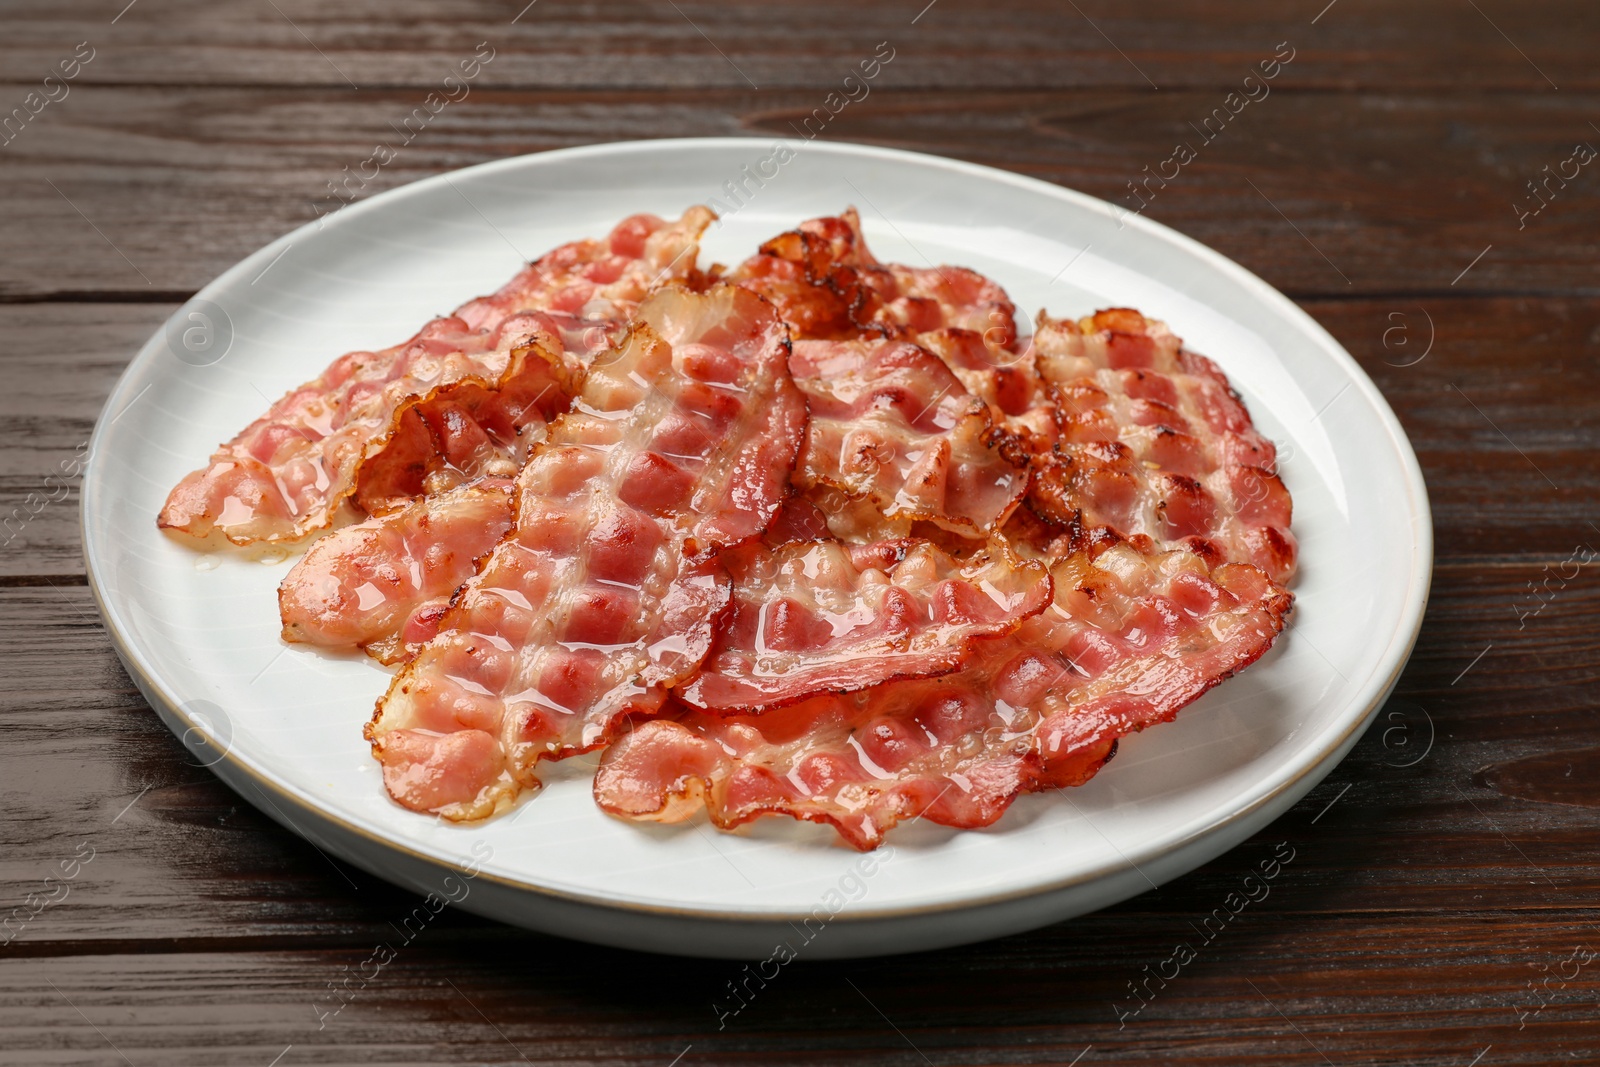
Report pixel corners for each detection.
[160,207,1295,851]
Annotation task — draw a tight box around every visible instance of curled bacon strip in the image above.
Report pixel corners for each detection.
[726,208,1019,346]
[278,478,515,665]
[159,209,712,545]
[723,211,1032,541]
[365,285,807,820]
[677,536,1050,712]
[790,337,1027,539]
[596,541,1291,850]
[351,342,582,516]
[1025,309,1297,583]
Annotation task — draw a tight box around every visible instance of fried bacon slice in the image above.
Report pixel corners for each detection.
[159,208,713,545]
[350,341,582,516]
[596,540,1291,850]
[919,327,1043,422]
[790,337,1027,539]
[365,285,807,820]
[677,536,1050,712]
[278,478,515,665]
[1025,309,1297,583]
[723,211,1032,541]
[725,207,1020,347]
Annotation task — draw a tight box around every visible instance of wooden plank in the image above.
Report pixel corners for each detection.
[3,296,1593,576]
[763,90,1600,301]
[0,566,1595,957]
[0,304,169,578]
[0,919,1594,1063]
[1,0,1594,92]
[2,87,1597,300]
[4,4,1595,1064]
[1307,296,1600,562]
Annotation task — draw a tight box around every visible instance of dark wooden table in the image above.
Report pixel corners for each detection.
[4,1,1598,1063]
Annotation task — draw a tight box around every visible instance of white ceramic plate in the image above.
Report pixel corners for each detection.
[83,138,1430,959]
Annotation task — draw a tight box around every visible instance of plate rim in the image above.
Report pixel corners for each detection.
[81,136,1434,924]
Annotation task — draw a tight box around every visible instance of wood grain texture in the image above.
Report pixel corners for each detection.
[0,303,168,577]
[1481,746,1600,807]
[2,0,1598,1063]
[2,0,1596,92]
[2,919,1596,1066]
[2,87,1599,298]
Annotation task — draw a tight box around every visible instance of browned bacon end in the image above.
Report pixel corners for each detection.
[725,208,1021,349]
[351,340,582,517]
[1024,309,1298,584]
[788,336,1029,543]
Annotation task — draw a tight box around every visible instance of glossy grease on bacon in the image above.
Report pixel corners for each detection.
[1024,309,1297,583]
[365,285,807,820]
[278,478,515,665]
[725,208,1019,347]
[159,209,712,545]
[596,539,1291,849]
[789,337,1028,540]
[678,535,1051,712]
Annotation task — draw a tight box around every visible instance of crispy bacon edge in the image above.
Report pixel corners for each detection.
[1022,308,1298,583]
[724,207,1021,348]
[788,336,1029,541]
